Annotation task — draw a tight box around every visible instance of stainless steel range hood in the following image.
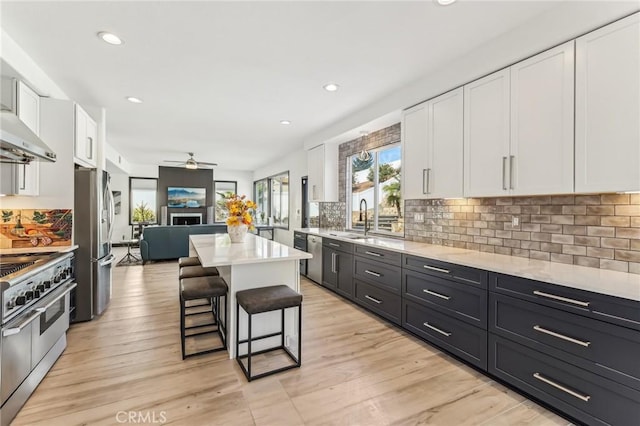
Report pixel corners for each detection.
[0,111,56,163]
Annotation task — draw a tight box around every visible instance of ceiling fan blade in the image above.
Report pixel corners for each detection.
[163,160,185,163]
[197,161,218,166]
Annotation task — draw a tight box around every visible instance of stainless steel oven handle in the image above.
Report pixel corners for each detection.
[99,254,116,267]
[3,311,41,336]
[35,282,77,313]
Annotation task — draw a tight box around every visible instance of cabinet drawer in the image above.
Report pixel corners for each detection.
[323,238,353,253]
[403,255,487,289]
[354,244,401,266]
[354,279,401,325]
[491,273,640,331]
[354,257,401,294]
[403,300,487,370]
[293,232,307,240]
[490,293,640,390]
[293,238,307,251]
[489,334,640,426]
[404,269,487,329]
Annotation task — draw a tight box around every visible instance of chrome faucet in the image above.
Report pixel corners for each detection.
[359,198,370,236]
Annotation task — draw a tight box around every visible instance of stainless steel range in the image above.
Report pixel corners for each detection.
[0,251,76,426]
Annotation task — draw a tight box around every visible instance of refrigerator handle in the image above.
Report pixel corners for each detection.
[99,254,116,267]
[106,181,115,245]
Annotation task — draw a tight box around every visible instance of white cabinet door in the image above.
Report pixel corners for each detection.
[575,13,640,193]
[464,69,510,197]
[428,87,464,199]
[16,81,40,196]
[510,41,575,195]
[307,145,324,202]
[401,102,428,199]
[74,104,97,168]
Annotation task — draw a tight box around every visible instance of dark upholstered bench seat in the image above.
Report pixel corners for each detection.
[236,285,303,314]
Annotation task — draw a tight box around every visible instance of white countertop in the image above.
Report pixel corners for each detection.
[296,228,640,302]
[190,233,312,267]
[0,244,79,256]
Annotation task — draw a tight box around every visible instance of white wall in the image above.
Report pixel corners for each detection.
[253,148,307,246]
[215,169,253,198]
[109,171,131,243]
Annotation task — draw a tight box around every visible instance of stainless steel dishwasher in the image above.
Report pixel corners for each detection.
[306,234,322,284]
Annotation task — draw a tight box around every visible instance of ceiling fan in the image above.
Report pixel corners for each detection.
[163,152,217,169]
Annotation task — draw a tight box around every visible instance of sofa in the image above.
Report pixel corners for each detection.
[140,224,226,264]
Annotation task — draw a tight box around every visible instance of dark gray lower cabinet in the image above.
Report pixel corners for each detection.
[489,334,640,426]
[294,232,307,276]
[321,240,354,300]
[403,299,487,369]
[354,279,401,325]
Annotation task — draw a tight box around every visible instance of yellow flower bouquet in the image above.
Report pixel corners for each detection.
[225,194,257,231]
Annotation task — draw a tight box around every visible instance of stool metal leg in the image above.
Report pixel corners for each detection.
[247,312,252,381]
[180,297,186,360]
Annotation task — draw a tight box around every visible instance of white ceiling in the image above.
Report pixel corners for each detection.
[0,1,624,171]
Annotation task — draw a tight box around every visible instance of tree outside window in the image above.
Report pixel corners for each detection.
[130,178,158,225]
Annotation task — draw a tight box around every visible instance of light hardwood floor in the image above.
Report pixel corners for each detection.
[13,249,570,425]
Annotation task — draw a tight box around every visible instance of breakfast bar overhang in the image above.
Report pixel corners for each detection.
[189,233,312,359]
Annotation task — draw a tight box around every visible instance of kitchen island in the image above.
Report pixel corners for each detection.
[189,233,312,358]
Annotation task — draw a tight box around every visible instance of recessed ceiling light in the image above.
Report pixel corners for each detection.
[436,0,457,5]
[280,120,291,125]
[323,83,340,92]
[98,31,123,45]
[126,96,143,103]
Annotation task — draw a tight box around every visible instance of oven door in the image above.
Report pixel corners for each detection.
[1,310,39,405]
[31,281,77,369]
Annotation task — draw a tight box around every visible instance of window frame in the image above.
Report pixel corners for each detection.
[346,143,402,236]
[213,180,237,222]
[129,177,159,225]
[253,171,290,230]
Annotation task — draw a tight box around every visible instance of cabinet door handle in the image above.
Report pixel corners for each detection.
[331,252,337,274]
[502,156,508,190]
[533,325,591,347]
[86,136,93,160]
[509,155,515,190]
[365,295,382,304]
[423,289,451,300]
[423,322,452,337]
[533,373,591,402]
[329,242,340,247]
[533,290,590,307]
[423,265,450,274]
[422,169,428,194]
[20,164,26,190]
[312,184,317,200]
[426,168,431,194]
[364,251,382,257]
[364,270,381,277]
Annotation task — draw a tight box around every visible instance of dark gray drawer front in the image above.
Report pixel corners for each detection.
[403,300,487,370]
[354,279,401,325]
[353,257,402,294]
[489,334,640,426]
[323,238,353,253]
[293,238,307,251]
[491,273,640,331]
[354,244,401,266]
[403,255,487,289]
[404,269,487,329]
[490,293,640,391]
[293,232,307,240]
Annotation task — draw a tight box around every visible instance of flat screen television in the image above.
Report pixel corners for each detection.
[167,187,206,208]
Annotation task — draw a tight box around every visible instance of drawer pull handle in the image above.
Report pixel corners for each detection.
[533,373,591,402]
[424,289,451,300]
[533,290,590,307]
[422,322,452,337]
[364,270,381,277]
[329,242,340,247]
[423,265,450,274]
[365,251,382,257]
[365,295,382,304]
[453,276,479,285]
[533,325,591,347]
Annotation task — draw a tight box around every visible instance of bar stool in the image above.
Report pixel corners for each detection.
[235,285,302,381]
[178,257,221,315]
[179,256,201,267]
[180,276,228,359]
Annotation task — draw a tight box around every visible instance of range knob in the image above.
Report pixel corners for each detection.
[15,295,26,305]
[54,275,61,283]
[33,290,41,298]
[60,271,67,280]
[36,284,46,292]
[43,280,51,289]
[25,291,34,301]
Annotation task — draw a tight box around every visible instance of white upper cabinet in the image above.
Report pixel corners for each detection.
[427,88,464,198]
[464,41,575,197]
[74,104,97,168]
[402,88,464,200]
[16,81,40,196]
[307,143,338,202]
[401,103,428,200]
[510,41,575,195]
[464,69,510,198]
[575,13,640,193]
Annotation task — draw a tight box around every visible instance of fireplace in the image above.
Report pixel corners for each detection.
[171,213,202,225]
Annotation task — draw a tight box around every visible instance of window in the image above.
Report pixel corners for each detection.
[213,180,237,222]
[348,144,402,235]
[253,171,290,229]
[129,178,158,225]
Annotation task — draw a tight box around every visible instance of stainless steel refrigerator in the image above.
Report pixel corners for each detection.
[73,168,115,322]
